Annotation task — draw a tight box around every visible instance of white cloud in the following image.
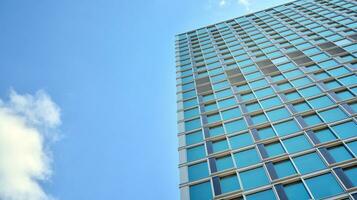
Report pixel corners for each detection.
[0,89,61,200]
[238,0,251,12]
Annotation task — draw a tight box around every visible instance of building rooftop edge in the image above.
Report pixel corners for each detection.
[174,0,298,37]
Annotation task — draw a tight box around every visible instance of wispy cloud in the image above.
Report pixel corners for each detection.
[238,0,251,12]
[0,89,61,200]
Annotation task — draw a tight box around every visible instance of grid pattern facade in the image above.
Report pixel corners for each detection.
[175,0,357,199]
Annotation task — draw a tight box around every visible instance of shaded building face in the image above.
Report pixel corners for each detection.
[175,0,357,199]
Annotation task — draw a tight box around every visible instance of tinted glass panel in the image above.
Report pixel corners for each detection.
[190,181,213,200]
[220,175,241,193]
[234,148,261,168]
[246,189,277,200]
[305,173,343,199]
[240,167,270,190]
[293,152,326,174]
[188,162,209,181]
[284,182,311,200]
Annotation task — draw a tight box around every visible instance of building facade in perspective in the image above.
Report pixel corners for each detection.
[175,0,357,199]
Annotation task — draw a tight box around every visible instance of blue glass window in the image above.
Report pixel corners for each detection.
[319,60,339,69]
[278,63,296,71]
[241,92,255,101]
[346,141,357,155]
[318,107,348,123]
[202,94,214,102]
[187,145,206,162]
[229,132,253,149]
[283,182,311,200]
[213,81,229,90]
[308,95,334,109]
[277,82,293,91]
[271,74,285,82]
[216,155,234,171]
[265,142,285,158]
[303,47,320,55]
[293,102,311,112]
[339,75,357,86]
[335,90,354,100]
[293,152,326,174]
[285,91,302,101]
[236,84,250,92]
[284,69,303,79]
[273,159,296,179]
[299,85,322,98]
[255,87,274,98]
[257,126,276,140]
[221,107,241,120]
[349,102,357,112]
[283,135,312,153]
[343,166,357,187]
[274,119,300,136]
[207,113,221,124]
[303,113,323,126]
[216,89,233,99]
[311,53,329,62]
[251,113,268,125]
[327,67,350,76]
[189,181,213,200]
[314,128,337,143]
[250,79,269,89]
[186,130,203,145]
[209,125,225,137]
[246,189,277,200]
[327,145,353,163]
[184,98,198,109]
[234,148,261,168]
[314,71,330,80]
[266,107,290,122]
[220,175,241,193]
[305,64,320,72]
[205,102,218,112]
[185,118,201,131]
[184,107,199,119]
[246,102,262,112]
[260,96,282,109]
[305,173,343,199]
[188,161,209,181]
[324,80,342,90]
[240,167,270,190]
[291,77,312,87]
[224,119,247,134]
[218,98,236,109]
[212,139,229,153]
[331,121,357,139]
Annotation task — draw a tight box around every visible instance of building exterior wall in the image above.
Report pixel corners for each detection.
[175,0,357,199]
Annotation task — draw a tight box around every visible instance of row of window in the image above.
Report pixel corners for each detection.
[176,28,356,72]
[177,0,355,44]
[189,169,357,200]
[185,120,357,164]
[181,82,356,115]
[174,3,354,75]
[184,96,354,133]
[176,2,356,65]
[188,141,357,179]
[183,84,353,118]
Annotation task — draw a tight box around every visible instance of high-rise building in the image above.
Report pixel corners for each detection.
[175,0,357,199]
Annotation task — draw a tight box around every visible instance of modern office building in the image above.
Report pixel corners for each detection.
[175,0,357,199]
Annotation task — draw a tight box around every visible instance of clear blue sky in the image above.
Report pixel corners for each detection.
[0,0,291,199]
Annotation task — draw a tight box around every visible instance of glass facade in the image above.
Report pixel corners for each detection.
[176,0,357,199]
